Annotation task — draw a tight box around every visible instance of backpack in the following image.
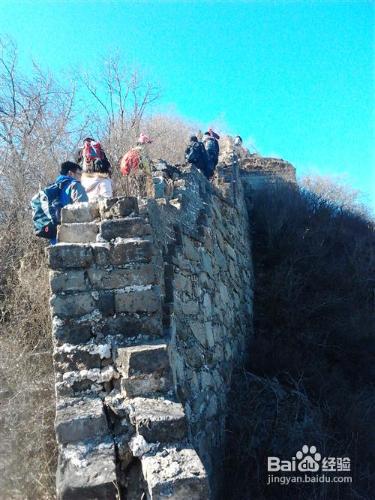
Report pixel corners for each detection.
[120,148,140,176]
[31,179,70,239]
[82,140,104,171]
[186,143,201,164]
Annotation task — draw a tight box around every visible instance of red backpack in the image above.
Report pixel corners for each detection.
[82,140,104,169]
[120,148,140,176]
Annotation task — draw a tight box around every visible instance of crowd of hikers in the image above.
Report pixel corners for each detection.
[31,129,222,242]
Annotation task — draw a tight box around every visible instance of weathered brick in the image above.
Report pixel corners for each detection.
[49,270,86,293]
[96,291,115,316]
[87,264,157,289]
[53,343,109,372]
[91,242,110,266]
[57,222,98,244]
[114,286,161,313]
[110,239,153,265]
[55,397,108,444]
[56,438,117,500]
[100,217,151,241]
[141,445,209,500]
[99,197,139,219]
[116,343,169,377]
[50,292,96,318]
[48,244,93,270]
[52,318,93,345]
[61,202,99,224]
[102,312,163,337]
[120,374,172,398]
[126,397,187,443]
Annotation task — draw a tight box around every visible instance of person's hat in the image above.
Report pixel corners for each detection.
[208,128,220,140]
[137,133,153,144]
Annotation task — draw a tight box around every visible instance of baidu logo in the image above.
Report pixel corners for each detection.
[267,445,350,473]
[267,445,352,486]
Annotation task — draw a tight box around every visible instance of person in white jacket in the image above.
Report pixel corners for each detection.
[81,159,113,202]
[82,172,113,201]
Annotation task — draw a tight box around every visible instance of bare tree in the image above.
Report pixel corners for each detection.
[80,55,160,147]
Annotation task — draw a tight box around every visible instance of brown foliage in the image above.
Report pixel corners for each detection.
[222,182,375,499]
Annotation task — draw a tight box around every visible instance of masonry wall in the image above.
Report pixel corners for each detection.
[146,163,254,491]
[48,197,209,499]
[46,155,254,499]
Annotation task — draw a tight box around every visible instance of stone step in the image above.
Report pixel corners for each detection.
[55,366,118,398]
[61,202,99,224]
[116,342,171,397]
[55,397,109,445]
[99,196,139,219]
[100,217,152,241]
[109,238,154,265]
[53,342,111,373]
[58,222,99,243]
[141,444,209,499]
[125,397,187,443]
[56,437,117,500]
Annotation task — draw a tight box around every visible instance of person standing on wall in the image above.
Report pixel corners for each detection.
[76,137,113,201]
[202,128,220,179]
[185,135,210,179]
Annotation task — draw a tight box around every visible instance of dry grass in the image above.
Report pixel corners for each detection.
[222,182,375,500]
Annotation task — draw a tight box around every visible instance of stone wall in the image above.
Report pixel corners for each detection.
[46,150,260,498]
[48,197,209,499]
[146,163,254,494]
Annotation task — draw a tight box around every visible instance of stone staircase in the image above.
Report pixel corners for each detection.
[48,197,209,499]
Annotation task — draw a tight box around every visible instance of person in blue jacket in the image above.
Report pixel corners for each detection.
[57,161,88,206]
[51,161,88,244]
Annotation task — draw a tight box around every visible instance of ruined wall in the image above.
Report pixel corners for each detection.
[146,163,254,491]
[240,155,296,191]
[48,197,209,499]
[47,154,254,499]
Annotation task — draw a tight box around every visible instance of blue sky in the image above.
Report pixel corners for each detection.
[1,0,374,208]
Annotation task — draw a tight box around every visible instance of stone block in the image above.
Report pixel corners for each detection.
[49,270,86,293]
[181,300,199,316]
[110,239,153,265]
[87,264,157,289]
[190,322,207,347]
[100,217,151,241]
[48,244,93,270]
[57,222,98,244]
[91,242,111,266]
[54,343,111,372]
[99,197,139,219]
[56,438,117,500]
[182,235,200,261]
[55,397,108,444]
[50,292,96,318]
[117,343,169,377]
[102,313,163,338]
[142,445,209,500]
[120,373,172,398]
[115,286,161,313]
[126,397,187,443]
[96,291,115,316]
[54,349,101,372]
[61,202,99,224]
[52,318,93,345]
